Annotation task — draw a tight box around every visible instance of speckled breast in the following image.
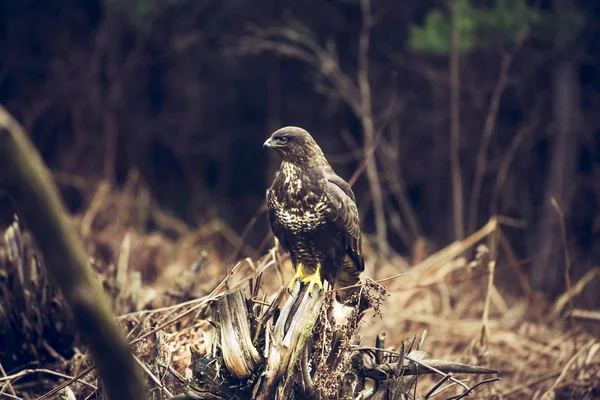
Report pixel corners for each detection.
[269,186,330,235]
[268,164,335,264]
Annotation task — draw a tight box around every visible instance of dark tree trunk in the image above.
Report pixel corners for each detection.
[530,0,580,298]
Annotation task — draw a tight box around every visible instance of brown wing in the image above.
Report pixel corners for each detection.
[324,174,364,272]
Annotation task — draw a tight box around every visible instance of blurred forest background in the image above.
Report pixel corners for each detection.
[1,0,599,307]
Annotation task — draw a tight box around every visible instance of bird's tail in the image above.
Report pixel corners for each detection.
[334,256,370,311]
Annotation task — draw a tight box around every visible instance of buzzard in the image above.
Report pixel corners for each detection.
[263,126,364,305]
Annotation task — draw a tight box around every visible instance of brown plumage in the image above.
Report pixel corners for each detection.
[263,126,365,306]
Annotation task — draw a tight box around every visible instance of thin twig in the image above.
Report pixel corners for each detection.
[126,313,151,340]
[541,339,596,397]
[375,272,407,284]
[467,52,512,235]
[0,368,97,390]
[551,197,574,329]
[568,308,600,322]
[326,272,404,294]
[467,27,528,235]
[498,230,534,302]
[449,0,464,241]
[36,367,95,400]
[445,377,501,400]
[0,363,17,397]
[80,181,111,238]
[404,355,469,391]
[490,108,540,217]
[479,224,499,345]
[156,361,187,384]
[423,373,453,399]
[380,141,422,241]
[0,392,22,400]
[132,354,173,398]
[553,268,600,316]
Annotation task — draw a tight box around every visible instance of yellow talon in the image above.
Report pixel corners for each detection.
[288,263,306,291]
[302,264,324,294]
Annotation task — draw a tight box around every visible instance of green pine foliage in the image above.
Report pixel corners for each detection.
[410,0,477,55]
[408,0,583,55]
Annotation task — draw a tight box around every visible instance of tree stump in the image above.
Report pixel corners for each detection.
[177,280,498,400]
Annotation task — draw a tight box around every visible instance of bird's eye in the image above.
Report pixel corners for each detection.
[278,136,289,145]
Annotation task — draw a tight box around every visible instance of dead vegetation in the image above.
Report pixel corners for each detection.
[2,0,599,397]
[0,182,599,399]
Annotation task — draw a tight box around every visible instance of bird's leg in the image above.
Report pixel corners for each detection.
[302,263,324,294]
[288,262,306,292]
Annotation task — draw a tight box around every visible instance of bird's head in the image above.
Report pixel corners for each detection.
[263,126,326,166]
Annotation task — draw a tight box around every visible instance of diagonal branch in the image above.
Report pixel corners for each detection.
[0,106,145,400]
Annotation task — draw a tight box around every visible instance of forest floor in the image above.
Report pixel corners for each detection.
[1,185,599,399]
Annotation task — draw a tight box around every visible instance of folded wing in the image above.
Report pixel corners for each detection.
[324,174,364,272]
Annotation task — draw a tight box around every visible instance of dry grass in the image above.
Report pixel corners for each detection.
[0,186,599,399]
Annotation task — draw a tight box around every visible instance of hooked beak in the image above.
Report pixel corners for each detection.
[263,138,272,149]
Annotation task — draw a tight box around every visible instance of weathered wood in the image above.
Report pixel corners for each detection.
[364,357,498,381]
[213,289,261,379]
[182,281,499,400]
[255,282,324,400]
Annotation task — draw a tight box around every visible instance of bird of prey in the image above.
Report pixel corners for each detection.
[263,126,364,305]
